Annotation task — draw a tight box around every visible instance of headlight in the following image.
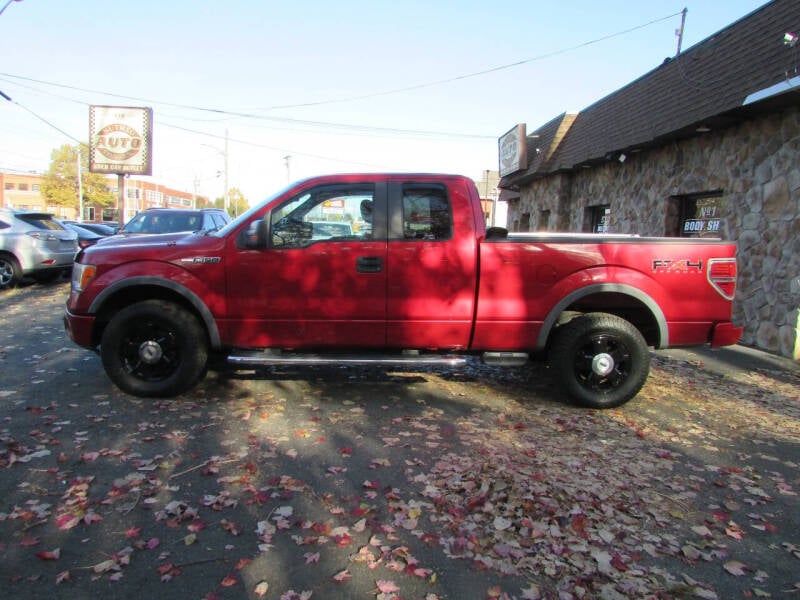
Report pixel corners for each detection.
[71,262,97,292]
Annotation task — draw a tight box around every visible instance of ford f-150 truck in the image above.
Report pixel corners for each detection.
[64,173,742,408]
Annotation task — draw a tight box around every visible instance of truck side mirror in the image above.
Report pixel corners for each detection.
[239,219,269,249]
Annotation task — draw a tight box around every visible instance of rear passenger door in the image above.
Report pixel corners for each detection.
[386,181,478,349]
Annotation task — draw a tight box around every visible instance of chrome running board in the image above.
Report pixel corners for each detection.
[227,350,468,368]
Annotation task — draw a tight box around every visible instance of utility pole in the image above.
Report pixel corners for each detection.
[224,129,229,213]
[76,146,83,222]
[675,8,687,56]
[284,155,291,184]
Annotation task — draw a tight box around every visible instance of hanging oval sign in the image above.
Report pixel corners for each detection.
[94,124,143,161]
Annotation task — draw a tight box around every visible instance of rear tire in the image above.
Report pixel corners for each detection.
[550,312,650,409]
[100,300,208,397]
[0,254,22,291]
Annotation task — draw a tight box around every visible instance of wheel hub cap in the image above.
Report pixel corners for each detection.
[592,352,615,377]
[139,340,164,364]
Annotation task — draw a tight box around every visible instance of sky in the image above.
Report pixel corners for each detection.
[0,0,771,206]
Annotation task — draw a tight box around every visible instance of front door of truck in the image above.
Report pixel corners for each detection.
[225,182,388,348]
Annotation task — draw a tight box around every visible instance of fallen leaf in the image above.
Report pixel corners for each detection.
[92,559,119,573]
[723,560,749,576]
[254,581,269,597]
[376,580,400,593]
[55,570,70,584]
[36,548,60,561]
[332,569,351,582]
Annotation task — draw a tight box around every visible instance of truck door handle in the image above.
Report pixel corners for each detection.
[356,256,383,273]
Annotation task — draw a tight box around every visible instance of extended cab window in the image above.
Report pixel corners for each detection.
[270,184,374,248]
[402,184,451,240]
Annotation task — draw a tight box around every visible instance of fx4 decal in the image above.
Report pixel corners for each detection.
[652,259,703,273]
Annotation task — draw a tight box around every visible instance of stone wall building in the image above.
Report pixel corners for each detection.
[499,0,800,360]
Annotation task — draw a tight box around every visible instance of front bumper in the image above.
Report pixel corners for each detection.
[63,307,97,349]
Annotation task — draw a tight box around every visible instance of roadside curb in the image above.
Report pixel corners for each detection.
[655,344,799,380]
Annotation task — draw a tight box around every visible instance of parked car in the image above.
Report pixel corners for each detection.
[0,208,78,290]
[60,221,105,249]
[116,208,231,236]
[310,220,354,239]
[63,220,117,236]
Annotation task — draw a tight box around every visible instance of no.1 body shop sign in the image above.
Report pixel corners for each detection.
[89,106,153,175]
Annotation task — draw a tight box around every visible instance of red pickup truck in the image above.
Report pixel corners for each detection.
[64,173,741,408]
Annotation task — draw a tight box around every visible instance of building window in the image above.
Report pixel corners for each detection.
[32,184,40,192]
[18,183,29,191]
[539,210,550,231]
[675,192,724,238]
[102,208,119,222]
[520,212,531,232]
[4,183,14,190]
[585,204,611,233]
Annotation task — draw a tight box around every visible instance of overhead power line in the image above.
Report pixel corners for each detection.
[258,10,686,110]
[0,88,80,143]
[0,73,495,140]
[0,8,683,123]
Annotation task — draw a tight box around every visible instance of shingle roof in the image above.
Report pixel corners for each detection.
[502,0,800,187]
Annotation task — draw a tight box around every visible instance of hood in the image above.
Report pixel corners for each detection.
[93,231,194,247]
[82,231,226,263]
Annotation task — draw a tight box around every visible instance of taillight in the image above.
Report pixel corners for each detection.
[708,258,737,300]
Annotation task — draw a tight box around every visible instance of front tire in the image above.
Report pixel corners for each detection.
[550,312,650,409]
[100,300,208,397]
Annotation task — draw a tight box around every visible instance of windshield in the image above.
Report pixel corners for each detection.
[122,211,202,234]
[18,214,65,231]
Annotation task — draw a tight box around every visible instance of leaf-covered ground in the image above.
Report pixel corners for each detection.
[1,283,798,599]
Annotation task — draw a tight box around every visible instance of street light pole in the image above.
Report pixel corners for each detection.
[202,134,228,212]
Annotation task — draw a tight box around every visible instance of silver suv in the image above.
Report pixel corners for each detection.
[0,208,78,290]
[117,208,231,235]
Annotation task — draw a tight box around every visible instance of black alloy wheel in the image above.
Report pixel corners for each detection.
[100,299,208,397]
[550,312,650,409]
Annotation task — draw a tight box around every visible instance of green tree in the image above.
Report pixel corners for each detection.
[194,195,213,209]
[227,187,249,217]
[41,144,115,212]
[214,187,249,217]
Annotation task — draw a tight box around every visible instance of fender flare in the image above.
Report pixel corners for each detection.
[88,276,222,348]
[536,283,669,350]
